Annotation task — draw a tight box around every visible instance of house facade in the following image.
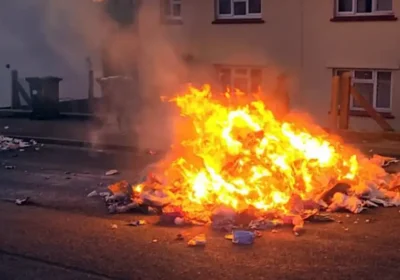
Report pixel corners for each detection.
[1,0,397,132]
[133,0,399,131]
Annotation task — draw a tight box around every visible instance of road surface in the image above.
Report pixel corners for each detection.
[1,145,400,280]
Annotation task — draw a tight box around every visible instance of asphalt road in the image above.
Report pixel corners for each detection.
[1,145,400,280]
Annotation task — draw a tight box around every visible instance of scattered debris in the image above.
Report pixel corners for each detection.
[105,180,137,214]
[107,202,140,214]
[176,233,185,241]
[141,189,172,208]
[211,206,236,231]
[15,197,30,206]
[188,234,206,247]
[87,190,99,198]
[232,230,255,245]
[224,233,233,240]
[305,213,335,223]
[249,217,279,230]
[87,190,111,197]
[105,169,119,176]
[127,220,146,226]
[159,212,184,225]
[0,136,38,151]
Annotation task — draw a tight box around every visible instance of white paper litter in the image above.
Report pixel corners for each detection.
[87,190,98,198]
[105,169,119,176]
[0,135,37,151]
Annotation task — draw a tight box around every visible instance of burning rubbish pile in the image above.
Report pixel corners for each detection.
[91,85,400,238]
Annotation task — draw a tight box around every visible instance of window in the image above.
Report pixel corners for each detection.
[217,66,263,94]
[217,0,262,19]
[336,0,393,16]
[163,0,182,20]
[335,69,392,111]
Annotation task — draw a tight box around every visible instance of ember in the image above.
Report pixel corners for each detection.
[128,85,400,230]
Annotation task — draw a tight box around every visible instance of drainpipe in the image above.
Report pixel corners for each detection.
[132,0,141,107]
[299,0,305,103]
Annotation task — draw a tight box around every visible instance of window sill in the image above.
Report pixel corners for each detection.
[161,18,183,25]
[212,18,265,24]
[330,15,397,22]
[350,110,394,119]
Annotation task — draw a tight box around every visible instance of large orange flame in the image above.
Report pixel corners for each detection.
[142,85,385,217]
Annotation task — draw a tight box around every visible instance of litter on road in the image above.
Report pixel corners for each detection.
[105,169,119,176]
[0,136,37,151]
[127,220,146,226]
[15,197,30,206]
[232,230,255,245]
[188,234,206,247]
[176,233,185,241]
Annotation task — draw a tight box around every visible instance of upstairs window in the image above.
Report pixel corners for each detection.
[217,0,262,19]
[336,0,393,16]
[335,69,392,112]
[163,0,182,21]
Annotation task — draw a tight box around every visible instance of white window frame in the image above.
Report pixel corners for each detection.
[336,0,393,16]
[164,0,182,20]
[217,66,263,94]
[217,0,262,19]
[334,69,393,112]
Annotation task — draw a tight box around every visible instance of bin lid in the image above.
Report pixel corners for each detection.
[26,76,63,82]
